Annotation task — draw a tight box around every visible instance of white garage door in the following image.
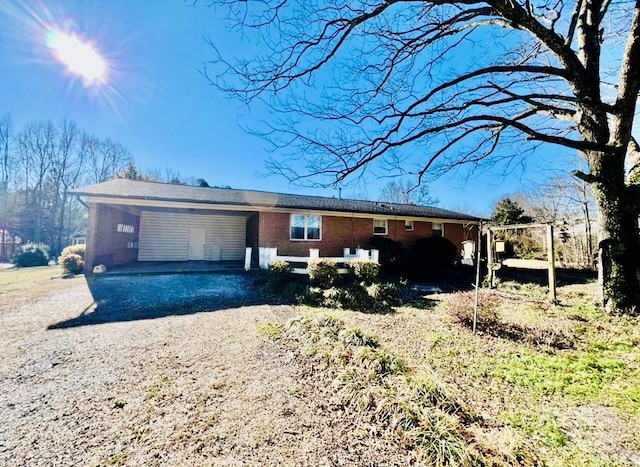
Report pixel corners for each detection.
[138,211,246,261]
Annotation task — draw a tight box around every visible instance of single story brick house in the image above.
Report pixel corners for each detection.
[71,179,481,273]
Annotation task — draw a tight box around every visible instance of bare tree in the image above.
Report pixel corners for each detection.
[0,114,12,189]
[83,135,132,184]
[51,121,85,253]
[205,0,640,312]
[16,121,57,243]
[518,175,596,267]
[379,179,439,205]
[0,114,14,260]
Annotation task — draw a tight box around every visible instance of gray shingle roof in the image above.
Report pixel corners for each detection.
[71,179,480,221]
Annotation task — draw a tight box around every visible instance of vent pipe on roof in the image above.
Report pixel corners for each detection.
[338,187,342,200]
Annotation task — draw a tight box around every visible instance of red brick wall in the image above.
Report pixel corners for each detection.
[258,212,477,257]
[85,204,140,272]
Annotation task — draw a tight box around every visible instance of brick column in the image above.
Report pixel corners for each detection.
[84,203,99,273]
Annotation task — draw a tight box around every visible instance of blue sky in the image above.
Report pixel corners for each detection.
[0,1,580,217]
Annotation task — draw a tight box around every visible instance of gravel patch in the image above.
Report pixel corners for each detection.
[0,272,413,466]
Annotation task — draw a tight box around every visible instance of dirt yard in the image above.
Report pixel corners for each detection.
[0,268,411,466]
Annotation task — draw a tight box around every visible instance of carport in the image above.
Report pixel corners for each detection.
[71,181,259,273]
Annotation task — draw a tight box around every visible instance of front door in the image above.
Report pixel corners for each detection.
[188,228,206,260]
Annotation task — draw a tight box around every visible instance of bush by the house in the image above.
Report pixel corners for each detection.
[321,286,349,309]
[59,244,86,261]
[267,260,292,291]
[12,243,50,267]
[307,259,339,288]
[349,259,380,284]
[366,282,400,306]
[408,236,458,278]
[60,253,84,275]
[261,256,400,312]
[305,276,400,312]
[368,236,403,273]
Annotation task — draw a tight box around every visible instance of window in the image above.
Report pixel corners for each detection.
[290,214,321,240]
[404,220,414,231]
[432,223,444,237]
[373,219,388,235]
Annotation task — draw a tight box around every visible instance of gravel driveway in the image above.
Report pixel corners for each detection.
[2,270,418,466]
[51,272,266,328]
[0,272,295,466]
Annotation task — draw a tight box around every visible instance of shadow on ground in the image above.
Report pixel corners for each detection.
[48,272,278,329]
[496,266,597,286]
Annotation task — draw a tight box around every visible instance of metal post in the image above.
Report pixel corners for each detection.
[486,227,495,288]
[546,224,557,302]
[473,225,482,334]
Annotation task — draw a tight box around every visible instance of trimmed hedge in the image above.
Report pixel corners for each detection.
[307,259,339,288]
[13,243,49,267]
[349,259,380,284]
[60,253,84,275]
[60,244,86,261]
[267,260,292,291]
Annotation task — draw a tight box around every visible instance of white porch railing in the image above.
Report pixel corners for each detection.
[254,247,379,274]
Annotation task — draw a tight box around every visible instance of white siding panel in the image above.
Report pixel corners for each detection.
[138,211,246,261]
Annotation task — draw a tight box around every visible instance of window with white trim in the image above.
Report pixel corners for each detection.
[404,220,414,231]
[373,219,388,235]
[290,214,321,240]
[432,223,444,237]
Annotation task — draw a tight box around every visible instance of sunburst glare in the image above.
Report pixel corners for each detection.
[0,1,149,120]
[45,30,106,85]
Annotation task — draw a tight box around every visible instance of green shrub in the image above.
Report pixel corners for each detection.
[322,286,348,309]
[370,282,400,306]
[61,253,84,274]
[349,259,380,284]
[307,259,339,288]
[269,260,292,274]
[266,260,292,292]
[12,243,49,267]
[368,236,403,273]
[344,283,375,311]
[281,281,308,303]
[60,244,86,261]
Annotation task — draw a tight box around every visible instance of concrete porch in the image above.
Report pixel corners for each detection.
[99,261,245,276]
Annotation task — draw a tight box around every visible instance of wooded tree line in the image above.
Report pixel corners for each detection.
[0,114,133,260]
[0,114,206,261]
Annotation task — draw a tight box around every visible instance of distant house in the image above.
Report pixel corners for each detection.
[68,229,87,246]
[0,218,20,262]
[71,179,480,273]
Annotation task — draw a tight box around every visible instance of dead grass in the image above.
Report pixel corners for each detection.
[1,267,638,466]
[0,265,66,304]
[347,282,640,466]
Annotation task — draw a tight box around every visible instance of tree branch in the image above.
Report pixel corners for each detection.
[572,170,598,183]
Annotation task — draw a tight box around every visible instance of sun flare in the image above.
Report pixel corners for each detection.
[45,29,106,84]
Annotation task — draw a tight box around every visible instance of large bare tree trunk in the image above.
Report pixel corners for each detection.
[589,149,640,312]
